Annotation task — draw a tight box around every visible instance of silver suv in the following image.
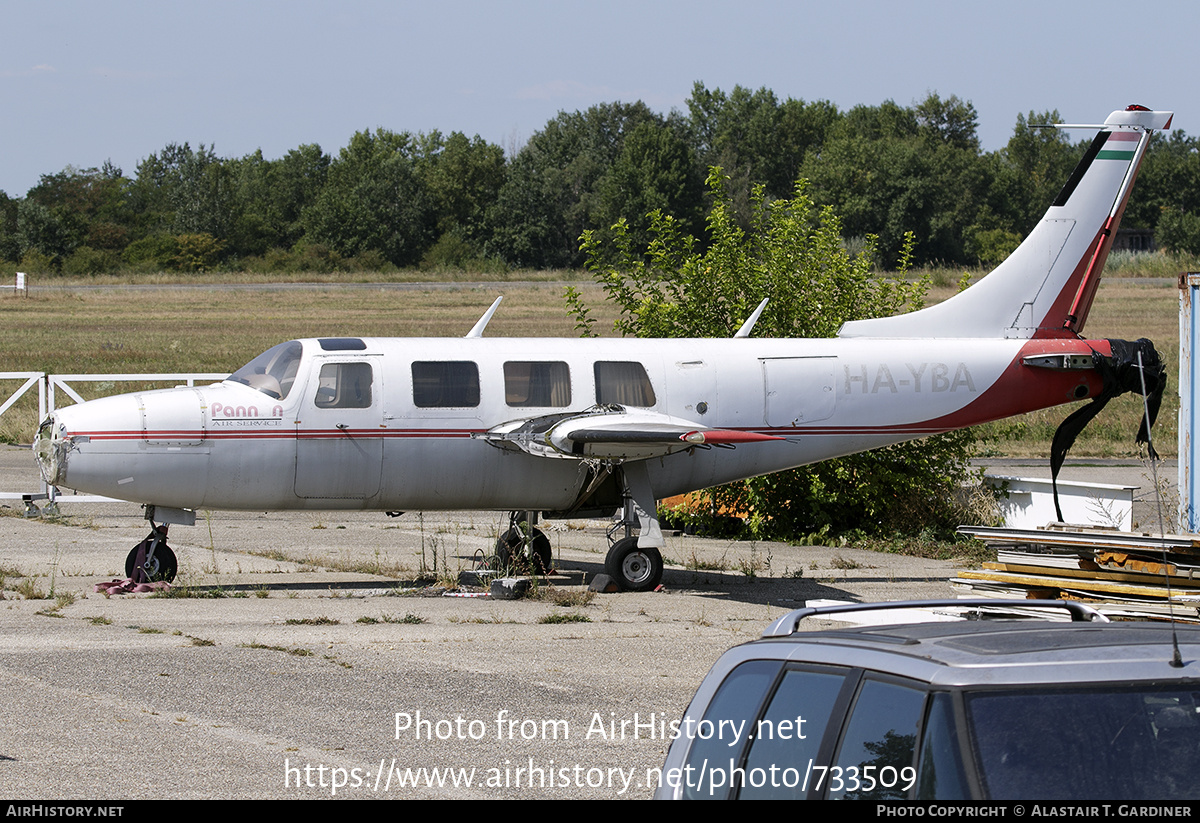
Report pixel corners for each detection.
[655,600,1200,800]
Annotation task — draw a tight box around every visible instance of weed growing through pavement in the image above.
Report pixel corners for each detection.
[736,545,771,580]
[530,586,595,607]
[242,642,313,657]
[11,576,49,600]
[35,590,77,617]
[538,612,591,624]
[356,613,426,624]
[685,550,729,572]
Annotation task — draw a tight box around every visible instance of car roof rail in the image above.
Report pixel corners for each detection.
[762,599,1110,638]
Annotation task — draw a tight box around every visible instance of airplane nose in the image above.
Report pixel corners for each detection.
[32,388,213,506]
[33,412,67,486]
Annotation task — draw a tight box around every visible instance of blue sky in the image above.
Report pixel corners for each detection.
[2,0,1196,196]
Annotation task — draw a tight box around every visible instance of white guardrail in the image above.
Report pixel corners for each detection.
[1,371,228,509]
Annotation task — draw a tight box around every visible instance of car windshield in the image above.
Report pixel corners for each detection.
[966,685,1200,799]
[227,341,303,400]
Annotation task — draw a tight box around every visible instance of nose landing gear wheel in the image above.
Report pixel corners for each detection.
[126,540,178,583]
[604,536,662,592]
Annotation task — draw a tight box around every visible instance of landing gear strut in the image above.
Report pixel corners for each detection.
[125,505,192,584]
[126,522,178,583]
[496,510,552,574]
[602,463,663,592]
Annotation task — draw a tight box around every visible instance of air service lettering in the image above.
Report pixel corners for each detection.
[843,362,976,394]
[209,402,285,428]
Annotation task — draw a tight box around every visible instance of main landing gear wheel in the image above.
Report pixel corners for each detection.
[126,536,178,583]
[604,536,662,592]
[496,528,552,575]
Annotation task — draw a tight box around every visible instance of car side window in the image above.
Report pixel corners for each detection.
[313,362,372,409]
[826,678,925,800]
[737,667,850,799]
[681,660,782,799]
[412,361,480,408]
[916,692,971,799]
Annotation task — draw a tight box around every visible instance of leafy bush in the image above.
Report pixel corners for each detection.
[123,234,179,271]
[63,246,121,276]
[572,168,978,539]
[17,249,58,274]
[1156,209,1200,257]
[419,230,507,274]
[171,233,224,272]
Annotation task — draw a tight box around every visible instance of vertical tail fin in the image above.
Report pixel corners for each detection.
[838,106,1173,340]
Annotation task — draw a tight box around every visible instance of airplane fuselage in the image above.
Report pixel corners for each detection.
[36,333,1107,515]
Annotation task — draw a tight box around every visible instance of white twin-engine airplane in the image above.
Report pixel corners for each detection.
[33,106,1173,591]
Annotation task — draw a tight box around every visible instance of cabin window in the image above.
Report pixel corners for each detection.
[595,361,657,407]
[314,362,373,409]
[504,361,571,407]
[412,361,480,408]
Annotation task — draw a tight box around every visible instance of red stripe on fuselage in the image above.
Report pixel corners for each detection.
[71,428,480,441]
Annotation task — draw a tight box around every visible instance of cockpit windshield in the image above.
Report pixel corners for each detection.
[227,341,304,400]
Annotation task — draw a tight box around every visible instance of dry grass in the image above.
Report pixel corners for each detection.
[26,268,589,288]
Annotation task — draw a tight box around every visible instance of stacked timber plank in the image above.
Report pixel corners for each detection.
[953,525,1200,621]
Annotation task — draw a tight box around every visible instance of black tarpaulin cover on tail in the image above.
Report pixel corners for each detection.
[1050,338,1166,522]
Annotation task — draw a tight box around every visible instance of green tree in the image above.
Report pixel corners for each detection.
[302,129,434,266]
[0,191,19,262]
[1157,207,1200,255]
[171,145,236,240]
[130,143,232,241]
[415,130,506,243]
[685,83,841,223]
[915,93,980,151]
[486,101,663,268]
[274,144,331,243]
[595,119,704,251]
[16,199,71,263]
[1128,129,1200,248]
[571,169,976,538]
[224,144,330,258]
[22,163,132,262]
[828,99,919,142]
[802,124,986,265]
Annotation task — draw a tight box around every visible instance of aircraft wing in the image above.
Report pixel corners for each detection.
[473,404,783,460]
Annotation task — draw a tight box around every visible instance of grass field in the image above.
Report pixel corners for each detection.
[0,270,1185,460]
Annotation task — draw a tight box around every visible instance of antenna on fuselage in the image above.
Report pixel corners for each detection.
[465,296,503,338]
[734,299,769,338]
